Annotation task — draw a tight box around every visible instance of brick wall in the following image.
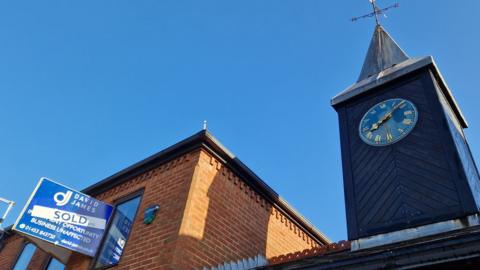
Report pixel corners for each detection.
[0,146,324,270]
[0,234,52,270]
[67,151,200,270]
[170,150,321,269]
[0,234,24,269]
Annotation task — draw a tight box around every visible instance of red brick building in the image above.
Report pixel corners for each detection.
[0,130,330,270]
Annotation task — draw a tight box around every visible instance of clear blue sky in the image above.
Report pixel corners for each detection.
[1,0,479,242]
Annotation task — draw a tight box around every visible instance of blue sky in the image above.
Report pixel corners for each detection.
[1,0,479,242]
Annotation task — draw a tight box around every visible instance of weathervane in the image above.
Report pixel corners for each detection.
[351,0,400,25]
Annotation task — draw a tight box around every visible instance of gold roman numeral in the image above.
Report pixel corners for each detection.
[367,132,373,139]
[375,135,382,143]
[404,110,413,116]
[403,119,412,125]
[386,132,393,142]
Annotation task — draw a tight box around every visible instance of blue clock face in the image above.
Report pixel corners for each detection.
[359,98,418,146]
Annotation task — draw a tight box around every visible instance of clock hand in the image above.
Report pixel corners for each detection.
[370,100,405,132]
[391,100,406,113]
[370,112,393,131]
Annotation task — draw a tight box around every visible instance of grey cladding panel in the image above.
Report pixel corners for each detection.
[434,75,480,209]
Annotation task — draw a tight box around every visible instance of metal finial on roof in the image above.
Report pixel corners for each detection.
[351,1,407,81]
[203,120,208,130]
[352,0,400,25]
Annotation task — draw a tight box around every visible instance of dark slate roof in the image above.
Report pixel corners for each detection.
[358,25,409,82]
[259,226,480,270]
[81,130,330,245]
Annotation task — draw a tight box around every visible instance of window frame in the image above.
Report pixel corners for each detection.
[11,241,36,270]
[43,256,65,270]
[90,189,144,270]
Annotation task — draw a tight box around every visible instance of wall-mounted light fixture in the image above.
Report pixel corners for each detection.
[143,204,160,225]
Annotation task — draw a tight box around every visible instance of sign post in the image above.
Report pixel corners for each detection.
[13,178,113,257]
[0,197,15,229]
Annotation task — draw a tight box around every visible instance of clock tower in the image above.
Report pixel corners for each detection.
[332,25,480,249]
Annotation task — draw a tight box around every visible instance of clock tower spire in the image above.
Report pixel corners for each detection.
[331,4,480,250]
[357,25,408,82]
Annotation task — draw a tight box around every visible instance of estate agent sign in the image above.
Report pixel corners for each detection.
[13,177,113,257]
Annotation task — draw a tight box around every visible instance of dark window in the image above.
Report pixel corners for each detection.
[94,194,142,269]
[12,243,36,270]
[45,257,64,270]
